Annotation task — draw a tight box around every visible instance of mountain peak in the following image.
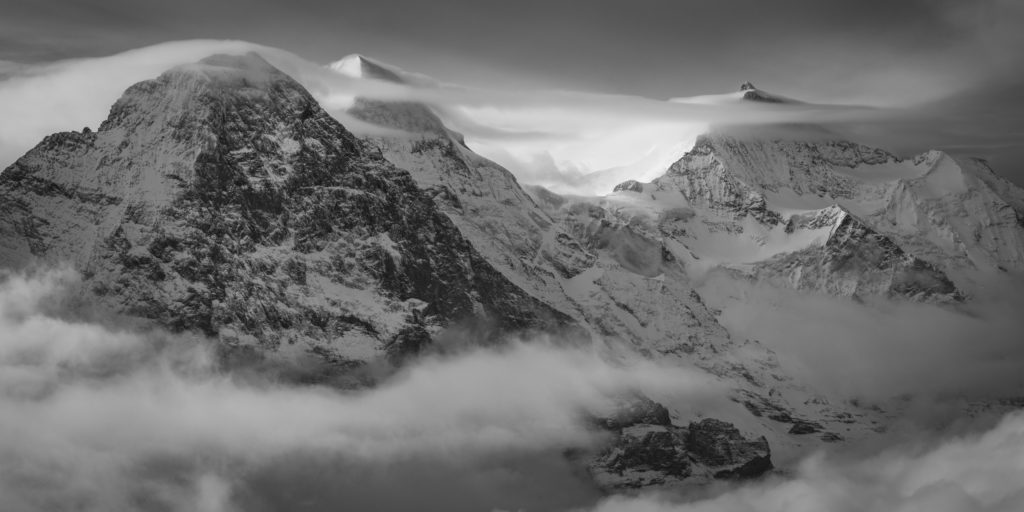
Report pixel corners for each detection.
[170,52,288,86]
[736,82,791,103]
[329,53,406,83]
[670,82,801,106]
[99,52,310,135]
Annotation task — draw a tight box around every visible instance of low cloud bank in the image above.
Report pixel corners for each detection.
[2,268,1024,511]
[589,409,1024,512]
[698,273,1024,406]
[0,269,713,512]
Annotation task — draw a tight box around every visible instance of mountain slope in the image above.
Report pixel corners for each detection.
[599,115,1024,299]
[0,53,575,369]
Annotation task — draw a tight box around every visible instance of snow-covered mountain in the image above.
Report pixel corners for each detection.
[1,54,1022,493]
[587,102,1024,300]
[0,54,575,373]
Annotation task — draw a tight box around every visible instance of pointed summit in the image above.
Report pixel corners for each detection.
[0,52,572,361]
[737,82,793,104]
[328,54,406,83]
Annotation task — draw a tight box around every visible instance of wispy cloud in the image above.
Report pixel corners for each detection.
[589,408,1024,512]
[698,272,1024,405]
[0,40,881,196]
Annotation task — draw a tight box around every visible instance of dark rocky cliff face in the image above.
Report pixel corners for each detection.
[582,396,773,490]
[753,206,961,300]
[0,53,575,367]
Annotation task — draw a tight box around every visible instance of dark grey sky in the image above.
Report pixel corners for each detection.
[2,0,1023,181]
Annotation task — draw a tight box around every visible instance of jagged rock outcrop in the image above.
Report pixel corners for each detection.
[584,397,772,490]
[738,82,788,103]
[597,122,1024,300]
[869,151,1024,280]
[661,129,898,208]
[613,179,644,193]
[680,128,1024,290]
[754,206,960,300]
[657,134,783,225]
[0,53,576,367]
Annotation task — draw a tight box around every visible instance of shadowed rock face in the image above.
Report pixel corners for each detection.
[755,206,961,300]
[613,179,645,193]
[0,53,577,369]
[686,418,772,478]
[633,127,1014,301]
[583,397,773,490]
[341,57,600,307]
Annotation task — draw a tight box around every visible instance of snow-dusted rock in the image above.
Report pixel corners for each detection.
[600,119,1024,299]
[753,205,960,300]
[584,397,773,490]
[0,53,575,370]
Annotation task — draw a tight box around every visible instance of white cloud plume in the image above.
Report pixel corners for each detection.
[0,40,880,196]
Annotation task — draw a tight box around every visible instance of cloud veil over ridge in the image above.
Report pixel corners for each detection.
[0,40,885,195]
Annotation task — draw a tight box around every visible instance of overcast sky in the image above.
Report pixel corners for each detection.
[2,0,1023,181]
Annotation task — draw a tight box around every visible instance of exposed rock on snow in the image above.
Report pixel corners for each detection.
[753,205,961,300]
[594,122,1024,300]
[584,397,773,490]
[0,53,576,370]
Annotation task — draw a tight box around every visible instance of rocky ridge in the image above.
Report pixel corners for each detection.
[0,53,574,371]
[583,396,773,489]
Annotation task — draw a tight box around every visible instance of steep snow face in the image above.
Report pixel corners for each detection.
[332,54,583,308]
[752,206,960,300]
[328,53,437,87]
[0,53,575,369]
[604,124,1024,298]
[328,54,369,78]
[0,56,255,268]
[870,152,1024,281]
[664,126,911,211]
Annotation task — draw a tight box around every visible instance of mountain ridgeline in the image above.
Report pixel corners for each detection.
[2,54,1024,491]
[0,54,574,367]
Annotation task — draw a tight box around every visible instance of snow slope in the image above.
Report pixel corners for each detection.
[583,105,1024,299]
[0,53,574,373]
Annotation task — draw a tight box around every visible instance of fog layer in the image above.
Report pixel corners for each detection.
[0,269,716,512]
